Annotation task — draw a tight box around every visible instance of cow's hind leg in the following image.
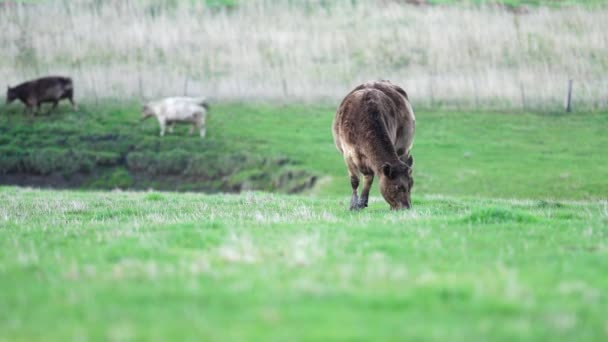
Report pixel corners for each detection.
[358,174,374,208]
[46,101,58,115]
[346,160,362,210]
[66,89,78,111]
[191,114,206,138]
[190,115,206,138]
[197,120,206,138]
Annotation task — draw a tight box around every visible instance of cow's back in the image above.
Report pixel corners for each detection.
[37,77,72,100]
[159,98,206,121]
[17,76,72,102]
[334,81,415,159]
[375,82,415,155]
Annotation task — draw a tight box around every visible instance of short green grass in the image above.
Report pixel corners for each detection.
[0,187,607,340]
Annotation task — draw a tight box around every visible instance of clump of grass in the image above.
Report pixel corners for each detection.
[144,192,165,201]
[21,149,95,175]
[463,207,538,224]
[87,168,134,189]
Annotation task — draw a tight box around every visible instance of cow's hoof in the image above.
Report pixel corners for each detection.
[349,203,365,211]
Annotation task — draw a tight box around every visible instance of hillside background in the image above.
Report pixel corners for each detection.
[1,0,607,110]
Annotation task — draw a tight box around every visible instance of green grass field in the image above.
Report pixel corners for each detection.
[1,103,607,340]
[1,188,607,340]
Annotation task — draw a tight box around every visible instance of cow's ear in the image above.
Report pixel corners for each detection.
[405,155,414,176]
[405,155,413,168]
[382,163,394,179]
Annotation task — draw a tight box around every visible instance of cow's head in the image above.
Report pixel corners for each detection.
[378,155,414,210]
[6,86,16,104]
[141,105,154,120]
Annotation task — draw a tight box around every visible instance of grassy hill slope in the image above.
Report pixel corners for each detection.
[1,102,607,199]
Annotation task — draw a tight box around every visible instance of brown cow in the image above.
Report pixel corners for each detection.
[333,80,415,210]
[6,76,77,115]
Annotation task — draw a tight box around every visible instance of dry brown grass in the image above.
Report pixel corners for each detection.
[1,0,606,109]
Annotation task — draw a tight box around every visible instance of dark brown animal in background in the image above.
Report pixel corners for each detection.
[333,80,415,210]
[6,76,77,115]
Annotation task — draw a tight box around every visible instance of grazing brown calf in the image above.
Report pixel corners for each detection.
[333,80,415,210]
[6,76,77,115]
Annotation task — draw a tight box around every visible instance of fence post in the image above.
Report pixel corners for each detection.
[90,71,99,106]
[136,59,143,100]
[282,79,288,97]
[473,79,479,110]
[565,79,573,112]
[520,83,526,111]
[138,73,144,100]
[429,77,435,108]
[183,76,189,96]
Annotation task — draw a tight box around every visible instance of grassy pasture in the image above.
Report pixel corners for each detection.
[1,102,607,199]
[0,103,607,339]
[0,187,607,340]
[1,1,607,339]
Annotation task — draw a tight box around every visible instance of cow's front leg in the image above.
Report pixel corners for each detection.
[25,99,37,116]
[46,101,58,115]
[28,104,40,117]
[197,120,206,138]
[167,122,175,133]
[358,174,374,208]
[158,118,167,137]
